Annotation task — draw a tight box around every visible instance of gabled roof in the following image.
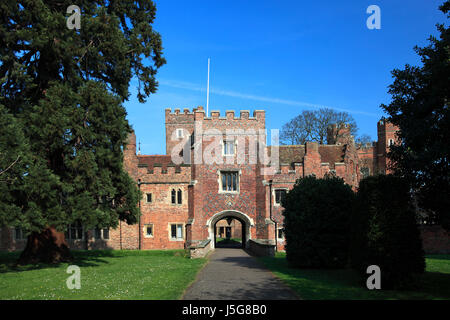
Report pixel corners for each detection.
[137,155,174,169]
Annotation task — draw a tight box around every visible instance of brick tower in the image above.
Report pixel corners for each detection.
[376,118,398,174]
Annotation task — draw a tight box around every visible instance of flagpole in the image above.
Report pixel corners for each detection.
[206,58,210,117]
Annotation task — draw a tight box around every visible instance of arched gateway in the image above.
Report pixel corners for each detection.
[206,210,254,249]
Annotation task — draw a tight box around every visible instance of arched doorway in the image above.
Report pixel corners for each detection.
[206,210,254,249]
[214,217,244,248]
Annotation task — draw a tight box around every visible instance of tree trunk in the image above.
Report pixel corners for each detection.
[18,226,73,264]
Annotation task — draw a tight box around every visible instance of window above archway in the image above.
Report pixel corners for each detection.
[220,171,239,192]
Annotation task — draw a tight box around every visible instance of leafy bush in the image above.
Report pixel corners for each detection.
[282,175,355,268]
[350,175,425,289]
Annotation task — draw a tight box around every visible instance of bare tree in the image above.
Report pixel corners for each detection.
[312,108,336,144]
[355,134,373,146]
[280,108,359,145]
[280,111,316,145]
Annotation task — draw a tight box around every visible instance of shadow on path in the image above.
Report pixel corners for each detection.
[182,248,299,300]
[215,239,243,249]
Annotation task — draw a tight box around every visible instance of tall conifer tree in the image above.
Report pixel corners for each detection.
[0,1,165,263]
[381,1,449,230]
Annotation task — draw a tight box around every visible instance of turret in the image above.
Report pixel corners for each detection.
[376,118,399,174]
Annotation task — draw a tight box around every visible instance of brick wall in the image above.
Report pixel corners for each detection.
[187,108,267,247]
[4,109,447,258]
[420,225,450,254]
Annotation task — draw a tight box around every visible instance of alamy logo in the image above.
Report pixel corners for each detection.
[66,5,81,30]
[170,125,280,175]
[366,265,381,289]
[66,265,81,290]
[366,5,381,30]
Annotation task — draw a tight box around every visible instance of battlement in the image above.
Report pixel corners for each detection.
[165,108,194,116]
[207,109,264,121]
[377,118,387,128]
[377,118,397,130]
[165,108,195,124]
[165,107,265,121]
[357,142,375,149]
[137,162,191,182]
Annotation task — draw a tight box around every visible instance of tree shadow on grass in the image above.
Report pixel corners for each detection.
[0,250,117,274]
[259,255,450,300]
[418,271,450,299]
[0,249,191,274]
[426,254,450,260]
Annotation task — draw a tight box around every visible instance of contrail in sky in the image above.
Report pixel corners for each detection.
[158,79,380,117]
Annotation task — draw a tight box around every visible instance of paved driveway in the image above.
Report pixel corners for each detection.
[182,248,299,300]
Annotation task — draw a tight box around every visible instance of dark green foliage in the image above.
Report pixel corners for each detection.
[0,1,165,241]
[0,105,31,228]
[282,175,355,268]
[350,175,425,289]
[380,1,450,231]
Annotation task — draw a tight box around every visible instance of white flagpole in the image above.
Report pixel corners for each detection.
[206,58,210,117]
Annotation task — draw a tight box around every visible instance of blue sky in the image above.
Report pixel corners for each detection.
[125,0,447,155]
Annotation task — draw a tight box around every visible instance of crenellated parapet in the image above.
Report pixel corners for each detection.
[165,107,266,156]
[137,163,191,183]
[165,107,265,121]
[200,108,265,132]
[202,108,264,121]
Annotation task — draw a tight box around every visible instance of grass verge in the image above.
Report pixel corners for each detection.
[0,249,206,300]
[258,252,450,300]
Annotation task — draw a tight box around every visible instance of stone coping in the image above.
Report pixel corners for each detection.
[249,239,276,246]
[189,239,211,249]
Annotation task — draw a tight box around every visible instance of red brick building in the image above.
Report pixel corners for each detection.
[1,107,449,255]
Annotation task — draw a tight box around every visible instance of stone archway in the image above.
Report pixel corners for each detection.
[214,216,244,248]
[206,210,254,249]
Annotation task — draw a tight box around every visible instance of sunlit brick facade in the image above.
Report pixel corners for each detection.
[2,107,448,254]
[102,107,397,252]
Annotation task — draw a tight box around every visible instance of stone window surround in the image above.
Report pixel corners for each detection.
[388,138,394,146]
[145,193,152,203]
[217,169,241,194]
[176,128,184,139]
[93,227,110,241]
[13,227,26,241]
[168,223,185,241]
[67,223,84,240]
[222,138,236,156]
[277,227,285,241]
[273,188,288,207]
[170,188,184,205]
[143,224,154,238]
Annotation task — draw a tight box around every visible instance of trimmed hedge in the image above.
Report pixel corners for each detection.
[350,175,425,289]
[282,175,355,268]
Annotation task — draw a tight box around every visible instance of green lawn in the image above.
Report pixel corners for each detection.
[216,237,242,243]
[0,250,206,300]
[258,253,450,300]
